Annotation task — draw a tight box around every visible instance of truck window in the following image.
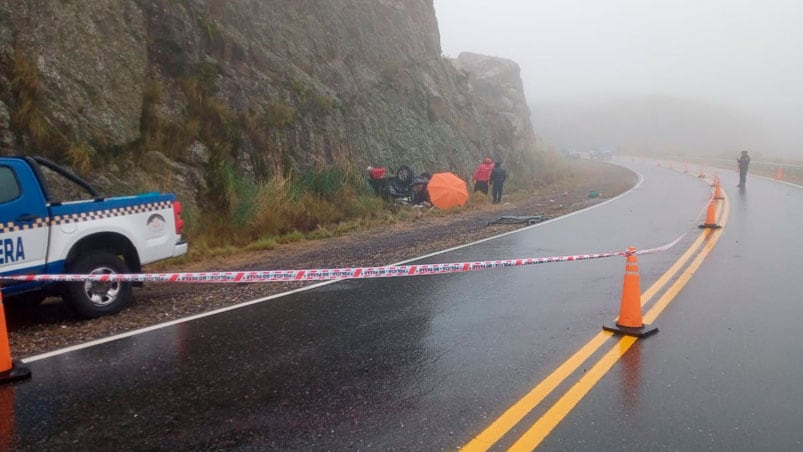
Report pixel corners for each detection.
[0,166,21,203]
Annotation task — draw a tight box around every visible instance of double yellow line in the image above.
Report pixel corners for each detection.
[463,193,730,451]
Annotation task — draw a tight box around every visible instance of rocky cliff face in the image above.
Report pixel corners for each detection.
[453,52,537,161]
[0,0,536,207]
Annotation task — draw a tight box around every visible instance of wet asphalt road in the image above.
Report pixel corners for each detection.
[540,168,803,451]
[4,161,801,450]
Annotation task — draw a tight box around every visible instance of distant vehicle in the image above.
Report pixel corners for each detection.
[0,156,188,318]
[590,150,613,160]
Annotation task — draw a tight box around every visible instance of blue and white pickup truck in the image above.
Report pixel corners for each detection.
[0,156,188,318]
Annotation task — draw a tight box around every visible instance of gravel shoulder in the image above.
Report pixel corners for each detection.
[7,160,637,359]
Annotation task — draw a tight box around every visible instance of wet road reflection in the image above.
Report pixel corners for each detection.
[618,340,641,416]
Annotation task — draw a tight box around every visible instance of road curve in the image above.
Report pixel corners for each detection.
[5,160,797,450]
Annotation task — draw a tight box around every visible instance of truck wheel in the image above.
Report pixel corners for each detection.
[64,251,133,318]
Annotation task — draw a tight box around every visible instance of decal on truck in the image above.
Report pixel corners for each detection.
[51,200,175,224]
[0,236,24,263]
[0,217,49,233]
[0,201,175,233]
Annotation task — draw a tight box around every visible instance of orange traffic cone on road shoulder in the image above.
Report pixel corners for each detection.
[698,198,722,229]
[713,177,724,200]
[603,247,658,338]
[775,167,783,181]
[0,287,31,384]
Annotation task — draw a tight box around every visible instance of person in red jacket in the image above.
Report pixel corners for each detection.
[366,166,387,195]
[472,158,494,194]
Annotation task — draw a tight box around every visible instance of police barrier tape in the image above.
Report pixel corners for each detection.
[1,235,684,284]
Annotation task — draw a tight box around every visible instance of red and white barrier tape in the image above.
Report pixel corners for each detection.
[634,233,685,256]
[1,235,684,284]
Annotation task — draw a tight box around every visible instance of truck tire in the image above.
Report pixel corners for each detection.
[63,251,133,318]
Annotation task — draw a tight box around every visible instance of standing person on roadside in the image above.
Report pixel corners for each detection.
[490,160,507,204]
[737,150,751,187]
[472,157,494,194]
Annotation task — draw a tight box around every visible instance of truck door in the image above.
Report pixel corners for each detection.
[0,161,50,276]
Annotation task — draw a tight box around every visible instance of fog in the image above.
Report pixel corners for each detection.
[434,0,803,159]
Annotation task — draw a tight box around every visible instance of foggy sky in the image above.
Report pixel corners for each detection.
[434,0,803,158]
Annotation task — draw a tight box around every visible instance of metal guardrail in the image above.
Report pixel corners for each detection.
[622,155,803,186]
[675,157,803,170]
[639,155,803,186]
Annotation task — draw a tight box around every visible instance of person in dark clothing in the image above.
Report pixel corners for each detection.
[472,158,494,194]
[737,150,750,187]
[411,172,431,205]
[490,161,507,204]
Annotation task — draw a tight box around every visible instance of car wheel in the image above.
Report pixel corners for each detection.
[64,251,133,318]
[396,165,414,186]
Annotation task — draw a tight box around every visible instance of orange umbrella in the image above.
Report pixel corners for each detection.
[427,172,469,209]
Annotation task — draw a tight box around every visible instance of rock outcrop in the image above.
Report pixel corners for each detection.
[0,0,537,207]
[453,52,536,161]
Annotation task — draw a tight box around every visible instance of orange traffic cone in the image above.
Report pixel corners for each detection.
[713,177,724,200]
[698,198,722,229]
[0,287,31,384]
[775,167,783,181]
[603,247,658,338]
